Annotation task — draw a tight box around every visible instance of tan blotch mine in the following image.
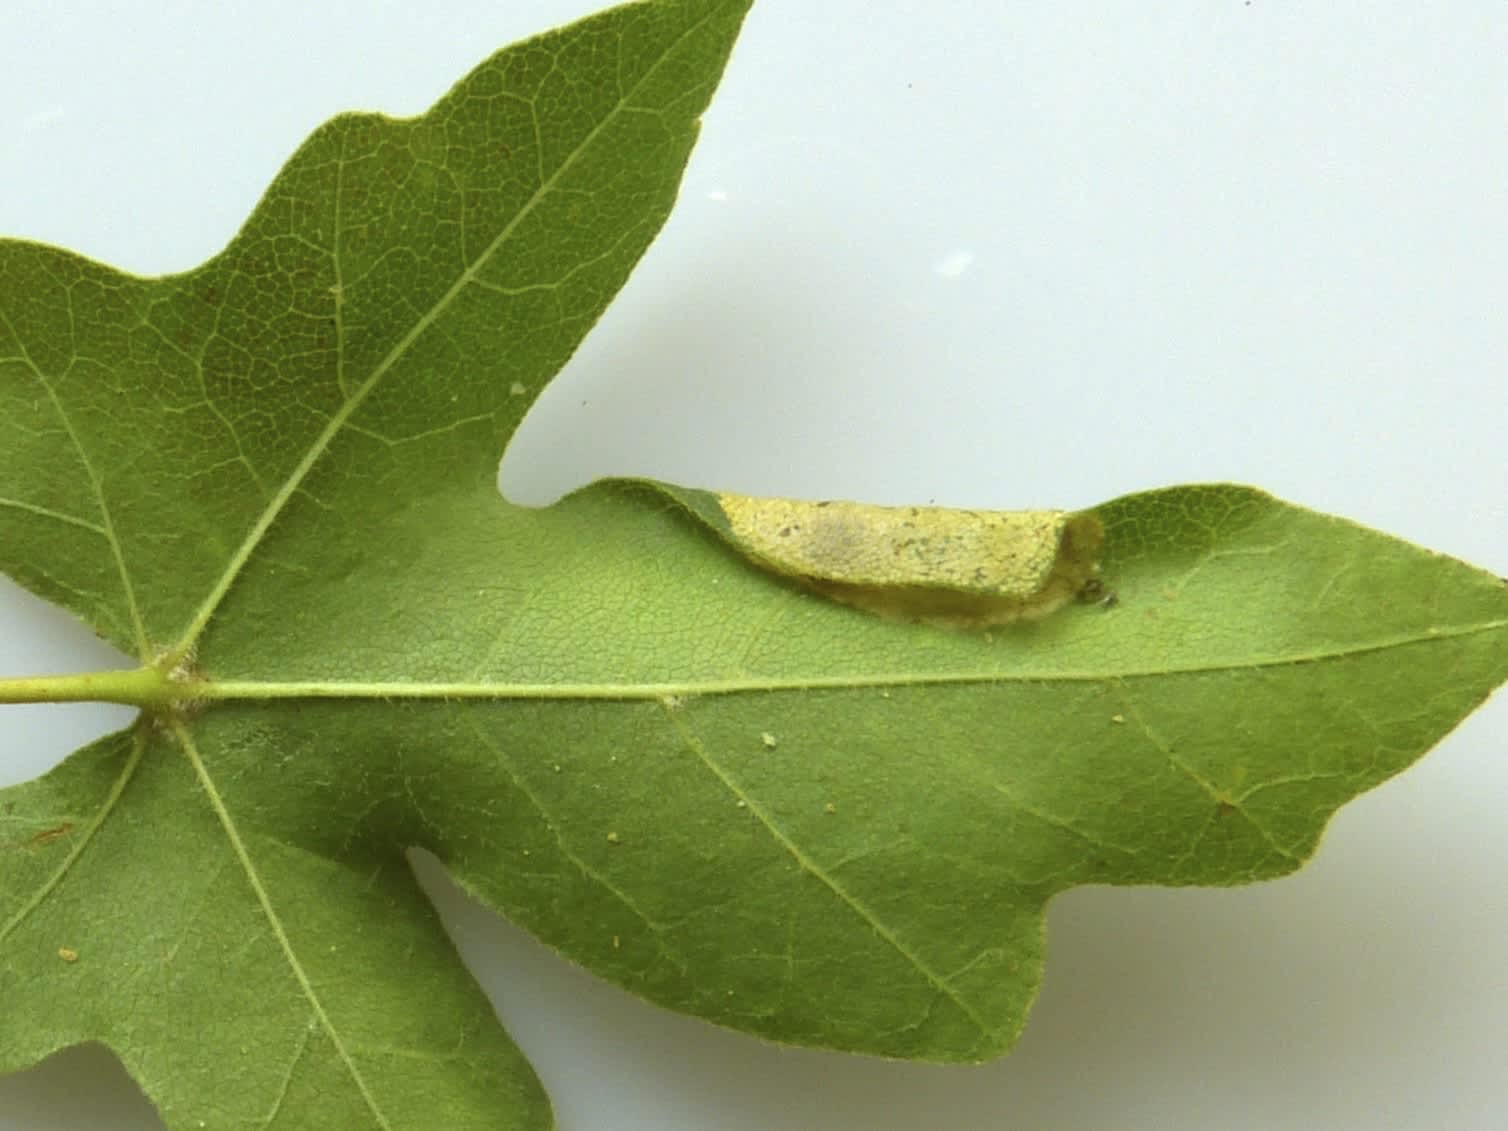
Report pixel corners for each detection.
[715,493,1105,628]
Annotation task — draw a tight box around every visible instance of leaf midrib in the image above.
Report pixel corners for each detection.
[185,615,1508,702]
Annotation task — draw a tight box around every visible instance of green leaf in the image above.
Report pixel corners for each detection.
[2,3,1506,1131]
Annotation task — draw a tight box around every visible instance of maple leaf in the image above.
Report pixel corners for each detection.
[2,2,1506,1129]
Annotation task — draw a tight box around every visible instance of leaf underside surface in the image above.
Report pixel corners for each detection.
[2,2,1505,1128]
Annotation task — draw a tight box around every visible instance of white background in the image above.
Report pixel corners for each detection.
[2,2,1506,1128]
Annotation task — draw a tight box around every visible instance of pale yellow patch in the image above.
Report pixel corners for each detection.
[715,493,1104,628]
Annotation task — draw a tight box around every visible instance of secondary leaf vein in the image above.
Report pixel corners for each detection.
[0,494,106,534]
[0,306,151,657]
[660,700,994,1042]
[0,731,144,946]
[456,707,667,942]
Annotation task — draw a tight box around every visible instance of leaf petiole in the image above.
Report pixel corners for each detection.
[0,666,178,708]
